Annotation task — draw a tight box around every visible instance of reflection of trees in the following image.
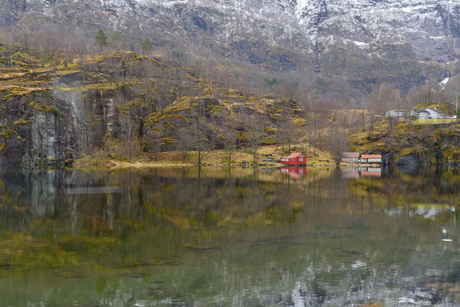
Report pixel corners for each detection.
[5,167,459,237]
[348,166,460,209]
[0,168,308,273]
[1,168,460,306]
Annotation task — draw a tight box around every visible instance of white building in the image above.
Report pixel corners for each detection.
[389,107,448,119]
[423,108,446,119]
[415,110,431,119]
[386,109,406,118]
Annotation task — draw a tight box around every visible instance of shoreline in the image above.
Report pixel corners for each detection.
[73,160,381,169]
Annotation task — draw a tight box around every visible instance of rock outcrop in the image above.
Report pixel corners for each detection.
[0,89,126,165]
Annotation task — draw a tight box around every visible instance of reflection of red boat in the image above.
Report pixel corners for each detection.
[86,216,117,230]
[280,166,307,179]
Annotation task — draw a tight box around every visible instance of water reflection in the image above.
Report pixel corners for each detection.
[280,166,307,179]
[0,167,460,306]
[64,186,123,194]
[342,167,382,178]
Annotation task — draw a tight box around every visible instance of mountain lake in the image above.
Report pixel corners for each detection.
[0,165,460,306]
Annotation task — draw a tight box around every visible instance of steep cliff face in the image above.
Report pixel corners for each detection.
[0,89,127,165]
[297,0,460,61]
[2,0,459,64]
[1,0,459,94]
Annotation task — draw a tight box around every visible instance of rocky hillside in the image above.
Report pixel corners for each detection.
[0,43,309,165]
[1,0,460,96]
[352,108,460,165]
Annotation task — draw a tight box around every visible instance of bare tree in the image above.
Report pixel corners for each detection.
[181,103,212,166]
[222,128,237,166]
[244,115,265,166]
[365,84,404,115]
[0,29,15,67]
[282,80,299,100]
[176,128,192,163]
[326,129,349,166]
[409,82,449,106]
[144,130,161,161]
[304,111,327,155]
[276,117,296,153]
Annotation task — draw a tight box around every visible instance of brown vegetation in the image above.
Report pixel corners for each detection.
[0,35,459,165]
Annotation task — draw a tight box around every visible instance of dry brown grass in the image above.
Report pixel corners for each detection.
[74,142,336,168]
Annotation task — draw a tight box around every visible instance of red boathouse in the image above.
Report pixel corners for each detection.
[280,152,306,166]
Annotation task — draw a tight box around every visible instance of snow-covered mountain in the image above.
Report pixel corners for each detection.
[1,0,460,92]
[301,0,460,62]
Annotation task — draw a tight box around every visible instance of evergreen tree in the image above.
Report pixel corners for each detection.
[111,31,121,40]
[95,30,108,52]
[140,38,152,54]
[110,31,122,50]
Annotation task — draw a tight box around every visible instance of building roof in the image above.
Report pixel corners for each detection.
[286,152,304,159]
[342,152,360,158]
[425,108,446,114]
[361,154,382,159]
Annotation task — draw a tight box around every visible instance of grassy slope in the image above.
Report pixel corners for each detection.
[0,42,337,165]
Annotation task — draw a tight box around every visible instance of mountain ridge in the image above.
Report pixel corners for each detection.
[1,0,460,97]
[4,0,459,58]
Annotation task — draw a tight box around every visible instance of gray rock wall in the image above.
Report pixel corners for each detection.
[0,89,125,165]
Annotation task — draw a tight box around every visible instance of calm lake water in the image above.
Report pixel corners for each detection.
[1,165,460,306]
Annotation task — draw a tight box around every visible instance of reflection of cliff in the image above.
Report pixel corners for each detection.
[0,168,327,231]
[0,168,362,269]
[394,163,426,176]
[0,169,301,279]
[0,167,457,307]
[0,170,59,229]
